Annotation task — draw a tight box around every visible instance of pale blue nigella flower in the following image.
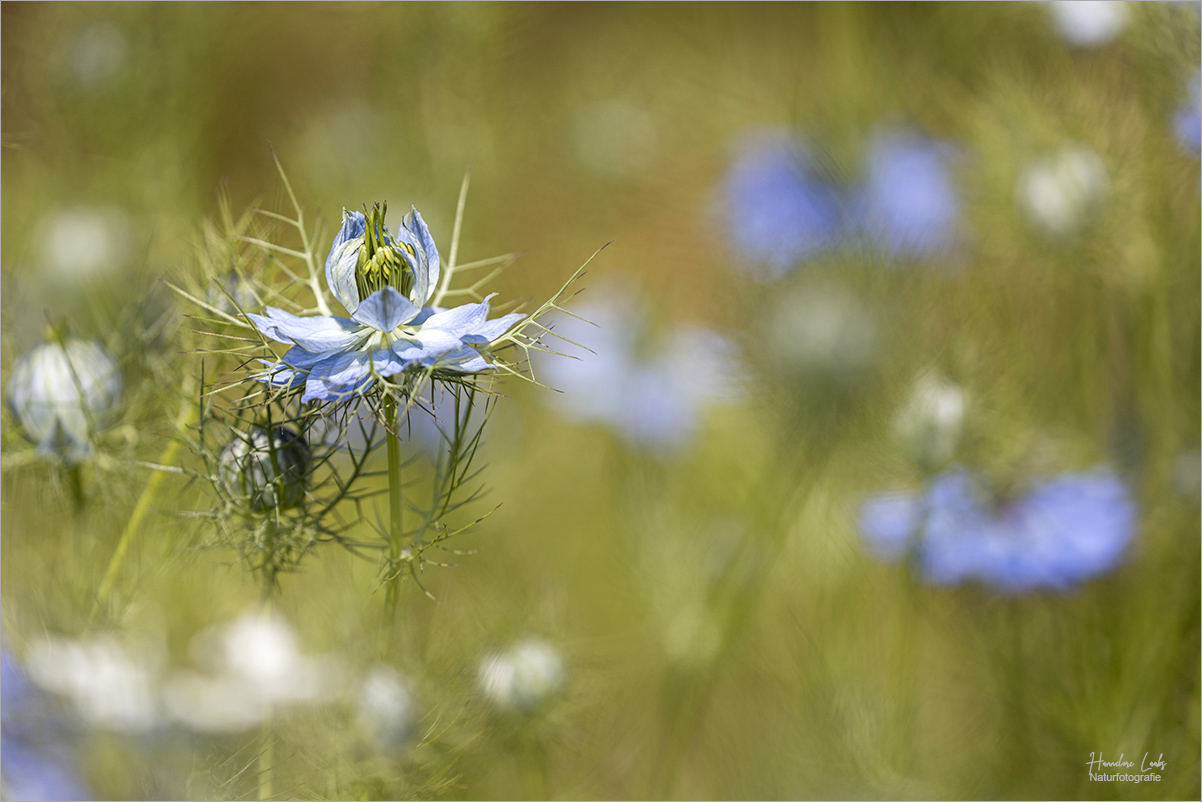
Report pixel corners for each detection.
[538,286,740,454]
[853,130,961,258]
[859,468,1136,593]
[248,204,524,403]
[723,134,842,279]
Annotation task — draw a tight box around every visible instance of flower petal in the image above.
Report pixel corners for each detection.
[420,295,494,338]
[403,207,440,307]
[325,210,366,313]
[247,308,364,352]
[351,288,420,332]
[301,352,375,403]
[437,348,493,373]
[462,312,526,345]
[280,345,333,370]
[391,328,462,367]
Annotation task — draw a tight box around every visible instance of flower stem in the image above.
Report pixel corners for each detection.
[93,393,197,619]
[383,394,404,617]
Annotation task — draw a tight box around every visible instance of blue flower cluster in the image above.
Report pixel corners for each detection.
[250,205,524,404]
[1,653,90,802]
[723,128,961,278]
[537,286,740,454]
[859,468,1136,593]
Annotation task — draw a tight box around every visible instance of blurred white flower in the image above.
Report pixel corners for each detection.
[356,666,417,749]
[893,372,967,469]
[26,636,163,734]
[1047,0,1128,47]
[6,337,123,463]
[764,286,878,378]
[35,207,133,282]
[1174,448,1200,500]
[70,22,127,88]
[573,97,659,178]
[1017,146,1108,236]
[478,638,564,713]
[163,611,342,734]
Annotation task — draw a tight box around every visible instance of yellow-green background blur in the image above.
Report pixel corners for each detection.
[2,3,1199,800]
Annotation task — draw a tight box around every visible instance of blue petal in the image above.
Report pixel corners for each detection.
[392,328,463,367]
[301,352,375,403]
[325,210,366,313]
[421,295,494,338]
[404,207,441,306]
[350,288,420,332]
[280,345,333,370]
[462,312,526,345]
[438,349,493,373]
[859,490,922,560]
[247,308,364,352]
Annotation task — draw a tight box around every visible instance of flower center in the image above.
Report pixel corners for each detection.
[363,324,422,352]
[355,202,416,302]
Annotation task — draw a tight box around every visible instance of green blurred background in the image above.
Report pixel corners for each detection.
[2,3,1199,800]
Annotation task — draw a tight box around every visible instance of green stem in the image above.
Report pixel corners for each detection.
[642,430,837,799]
[521,730,550,800]
[259,585,275,800]
[383,394,404,617]
[67,463,85,514]
[92,394,197,619]
[261,520,277,607]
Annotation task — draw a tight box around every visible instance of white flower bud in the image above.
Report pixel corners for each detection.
[218,426,312,513]
[1017,146,1108,236]
[894,372,967,469]
[356,666,416,749]
[6,338,123,462]
[478,638,564,713]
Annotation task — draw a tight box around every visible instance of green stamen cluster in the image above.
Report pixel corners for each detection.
[355,202,416,302]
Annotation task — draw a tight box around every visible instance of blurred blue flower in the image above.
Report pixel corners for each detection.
[1,653,90,802]
[249,205,524,403]
[860,468,1136,593]
[723,134,843,279]
[1174,72,1201,155]
[853,130,961,258]
[537,286,740,454]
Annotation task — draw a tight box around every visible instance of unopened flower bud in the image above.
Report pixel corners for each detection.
[477,638,564,713]
[894,372,966,470]
[218,426,312,513]
[6,337,123,462]
[1017,146,1108,237]
[356,666,416,749]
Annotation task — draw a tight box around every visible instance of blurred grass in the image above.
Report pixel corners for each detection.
[3,2,1200,800]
